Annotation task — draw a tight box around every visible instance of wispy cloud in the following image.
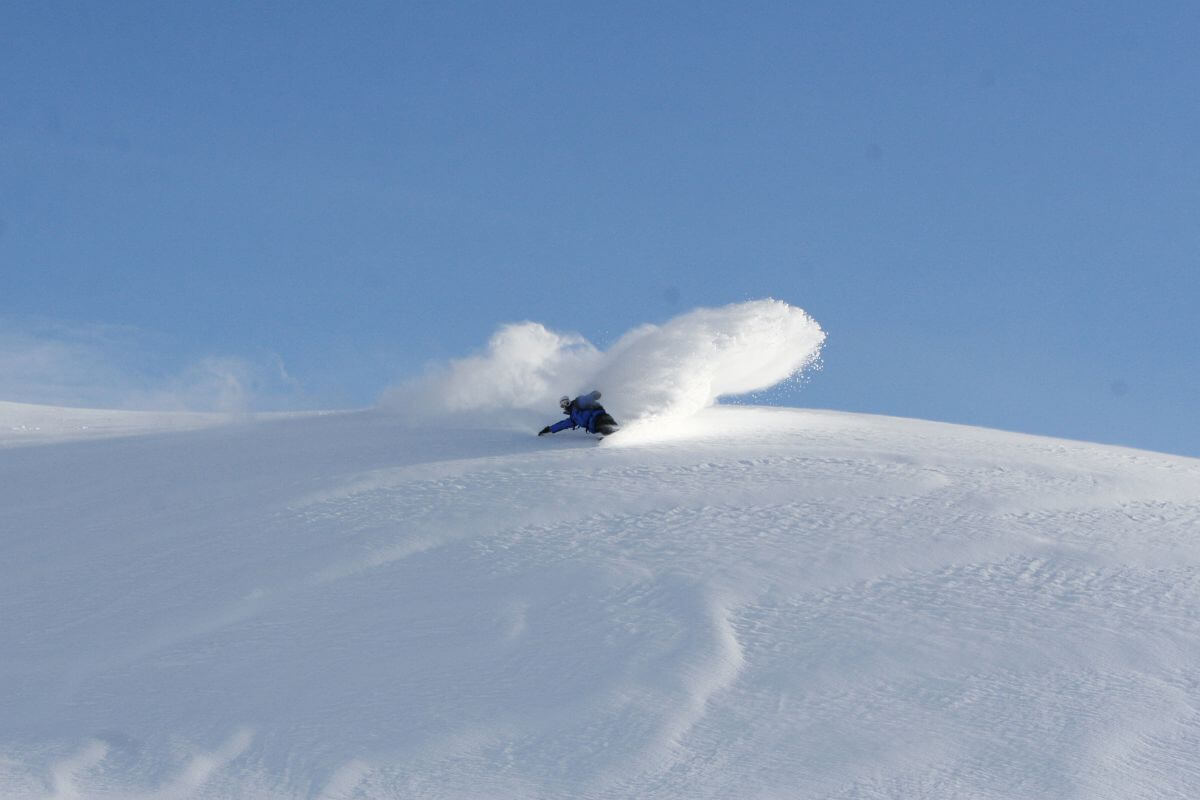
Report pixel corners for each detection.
[0,316,304,412]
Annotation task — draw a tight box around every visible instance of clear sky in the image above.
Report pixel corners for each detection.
[2,2,1198,456]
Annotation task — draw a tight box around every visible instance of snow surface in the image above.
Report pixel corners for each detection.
[3,400,1200,799]
[0,401,234,448]
[3,300,1198,798]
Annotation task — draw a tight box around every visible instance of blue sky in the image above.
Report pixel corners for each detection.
[2,2,1198,455]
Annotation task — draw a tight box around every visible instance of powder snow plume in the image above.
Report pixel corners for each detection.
[383,299,825,430]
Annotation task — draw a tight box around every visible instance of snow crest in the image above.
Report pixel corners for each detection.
[383,299,825,428]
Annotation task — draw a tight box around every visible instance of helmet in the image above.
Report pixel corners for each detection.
[559,395,571,410]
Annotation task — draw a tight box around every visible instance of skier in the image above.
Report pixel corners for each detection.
[538,390,619,437]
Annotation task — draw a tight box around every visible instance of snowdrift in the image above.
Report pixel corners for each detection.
[3,403,1200,799]
[383,299,826,434]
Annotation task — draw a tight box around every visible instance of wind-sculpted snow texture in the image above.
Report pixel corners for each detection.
[3,404,1200,798]
[384,299,826,431]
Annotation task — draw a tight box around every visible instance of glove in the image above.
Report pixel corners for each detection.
[538,426,551,436]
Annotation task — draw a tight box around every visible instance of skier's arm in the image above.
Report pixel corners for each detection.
[538,418,576,436]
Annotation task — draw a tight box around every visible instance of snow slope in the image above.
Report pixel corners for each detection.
[0,400,235,448]
[2,402,1199,799]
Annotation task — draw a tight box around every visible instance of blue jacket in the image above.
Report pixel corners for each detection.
[548,391,605,434]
